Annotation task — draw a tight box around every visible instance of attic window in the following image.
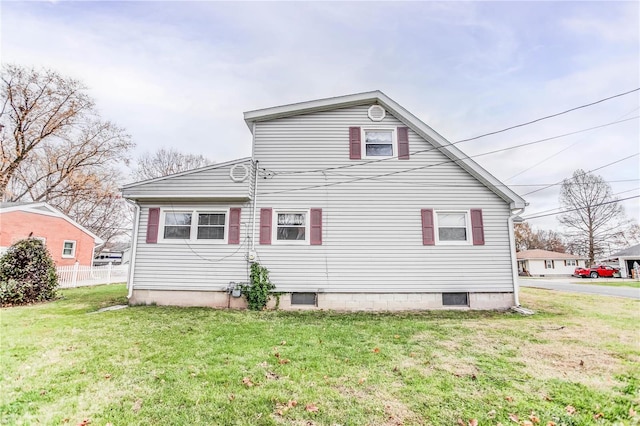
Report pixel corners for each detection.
[368,105,386,122]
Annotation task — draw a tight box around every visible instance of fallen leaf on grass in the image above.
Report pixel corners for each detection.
[280,340,287,345]
[394,334,400,339]
[228,394,235,401]
[468,419,478,426]
[521,421,533,426]
[242,377,254,387]
[546,422,556,426]
[593,413,604,420]
[508,413,519,423]
[278,358,290,365]
[358,377,367,384]
[505,396,514,402]
[529,413,540,423]
[630,408,637,417]
[305,403,319,412]
[565,405,576,415]
[132,398,142,413]
[456,419,465,426]
[542,394,553,401]
[373,347,380,353]
[76,419,90,426]
[265,371,279,380]
[486,410,496,418]
[104,374,111,379]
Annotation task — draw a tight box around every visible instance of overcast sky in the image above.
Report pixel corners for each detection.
[2,1,638,231]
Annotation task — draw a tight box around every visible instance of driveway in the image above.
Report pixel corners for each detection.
[519,277,640,300]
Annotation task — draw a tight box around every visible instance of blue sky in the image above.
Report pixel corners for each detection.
[2,1,639,232]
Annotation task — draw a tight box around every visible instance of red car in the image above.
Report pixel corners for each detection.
[574,265,620,278]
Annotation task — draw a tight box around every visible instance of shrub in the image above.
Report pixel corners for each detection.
[0,238,58,306]
[240,262,275,310]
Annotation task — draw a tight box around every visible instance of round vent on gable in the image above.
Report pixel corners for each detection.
[368,105,386,122]
[229,163,250,183]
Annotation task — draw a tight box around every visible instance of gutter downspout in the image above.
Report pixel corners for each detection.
[250,122,259,255]
[126,200,141,300]
[508,208,525,306]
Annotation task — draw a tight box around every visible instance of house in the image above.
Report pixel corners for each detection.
[602,244,640,279]
[93,242,131,266]
[516,249,587,277]
[0,202,104,267]
[122,91,526,310]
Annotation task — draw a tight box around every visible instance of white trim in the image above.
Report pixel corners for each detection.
[62,240,77,258]
[362,127,397,159]
[127,201,140,299]
[158,209,229,244]
[272,209,310,245]
[434,210,472,246]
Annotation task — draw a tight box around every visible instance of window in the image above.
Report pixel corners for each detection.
[197,213,225,239]
[161,210,227,242]
[545,260,554,269]
[62,240,76,258]
[276,212,307,241]
[291,293,317,305]
[164,212,192,239]
[565,259,577,266]
[435,211,471,244]
[443,293,468,306]
[364,129,395,158]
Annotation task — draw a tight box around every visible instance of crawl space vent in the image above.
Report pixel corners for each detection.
[368,105,386,122]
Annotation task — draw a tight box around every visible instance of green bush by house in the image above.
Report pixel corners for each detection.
[0,238,58,305]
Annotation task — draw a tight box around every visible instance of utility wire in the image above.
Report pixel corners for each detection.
[263,89,640,177]
[522,152,640,196]
[257,120,640,196]
[454,87,639,144]
[523,195,640,220]
[519,187,640,218]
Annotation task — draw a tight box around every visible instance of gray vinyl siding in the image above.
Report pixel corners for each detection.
[132,201,251,290]
[129,105,516,294]
[252,104,515,293]
[122,159,252,200]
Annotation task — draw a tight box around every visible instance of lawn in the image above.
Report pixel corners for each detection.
[1,285,639,425]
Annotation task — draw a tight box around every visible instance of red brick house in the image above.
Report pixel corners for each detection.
[0,202,104,267]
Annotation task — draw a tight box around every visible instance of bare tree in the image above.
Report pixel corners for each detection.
[1,64,134,244]
[559,169,629,264]
[514,222,566,252]
[131,148,212,181]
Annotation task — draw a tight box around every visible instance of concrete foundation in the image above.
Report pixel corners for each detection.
[130,289,515,311]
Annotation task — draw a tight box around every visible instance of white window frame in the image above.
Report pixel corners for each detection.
[565,259,577,267]
[273,209,309,245]
[62,240,77,258]
[362,128,396,159]
[434,210,472,246]
[159,209,228,244]
[545,260,554,269]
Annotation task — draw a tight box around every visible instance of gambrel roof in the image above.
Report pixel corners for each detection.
[244,91,526,210]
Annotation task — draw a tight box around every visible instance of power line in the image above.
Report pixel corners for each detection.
[523,195,640,220]
[522,153,640,196]
[520,187,640,219]
[264,89,640,177]
[454,87,640,144]
[257,124,640,196]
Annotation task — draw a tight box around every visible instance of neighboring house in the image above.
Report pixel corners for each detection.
[602,244,640,279]
[516,249,586,277]
[94,242,131,266]
[0,202,104,267]
[122,91,526,310]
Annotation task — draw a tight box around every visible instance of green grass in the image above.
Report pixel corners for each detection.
[1,284,639,425]
[574,280,640,288]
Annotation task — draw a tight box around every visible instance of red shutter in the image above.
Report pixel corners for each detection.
[397,127,410,160]
[421,209,435,245]
[146,208,160,244]
[349,127,361,160]
[259,208,272,245]
[310,208,322,245]
[470,209,485,245]
[228,208,241,244]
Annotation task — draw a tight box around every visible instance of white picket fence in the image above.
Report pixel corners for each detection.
[56,262,128,288]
